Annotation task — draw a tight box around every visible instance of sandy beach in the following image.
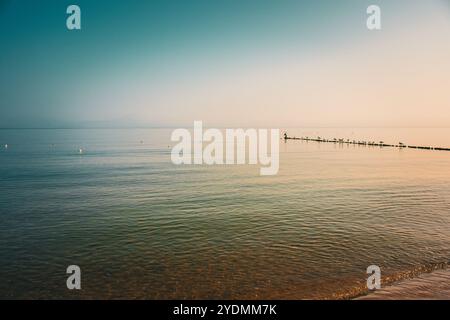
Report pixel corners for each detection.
[356,268,450,300]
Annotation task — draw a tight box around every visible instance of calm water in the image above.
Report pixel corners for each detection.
[0,128,449,299]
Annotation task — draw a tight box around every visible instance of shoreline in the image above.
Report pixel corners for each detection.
[354,267,450,300]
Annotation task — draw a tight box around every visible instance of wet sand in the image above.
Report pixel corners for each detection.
[355,268,450,300]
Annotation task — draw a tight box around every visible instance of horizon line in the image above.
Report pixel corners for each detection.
[2,126,450,130]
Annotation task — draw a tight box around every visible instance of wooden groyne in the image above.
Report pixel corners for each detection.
[283,133,450,152]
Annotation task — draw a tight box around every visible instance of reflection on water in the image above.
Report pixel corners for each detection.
[0,128,449,299]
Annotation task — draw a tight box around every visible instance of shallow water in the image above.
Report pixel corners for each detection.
[0,128,449,299]
[356,268,450,300]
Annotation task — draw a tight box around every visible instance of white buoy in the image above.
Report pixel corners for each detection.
[79,148,83,154]
[4,144,7,149]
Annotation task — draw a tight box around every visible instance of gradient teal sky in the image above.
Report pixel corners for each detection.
[1,0,449,128]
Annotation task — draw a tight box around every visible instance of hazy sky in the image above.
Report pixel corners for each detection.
[0,0,449,128]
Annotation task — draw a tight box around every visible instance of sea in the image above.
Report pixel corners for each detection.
[0,127,449,299]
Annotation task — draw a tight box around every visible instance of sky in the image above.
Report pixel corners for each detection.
[0,0,449,128]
